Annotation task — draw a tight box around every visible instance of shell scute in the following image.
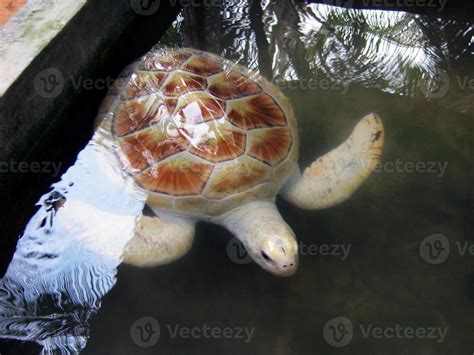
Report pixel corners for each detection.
[121,72,168,100]
[208,71,261,100]
[248,127,292,166]
[188,121,246,163]
[119,125,189,171]
[182,55,224,77]
[113,98,169,136]
[174,92,226,124]
[136,155,214,196]
[204,157,271,199]
[162,71,207,96]
[138,50,192,71]
[227,93,287,129]
[107,49,298,215]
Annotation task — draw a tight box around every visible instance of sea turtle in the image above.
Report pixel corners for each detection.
[90,48,382,276]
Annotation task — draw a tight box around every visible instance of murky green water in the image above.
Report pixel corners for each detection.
[1,1,474,354]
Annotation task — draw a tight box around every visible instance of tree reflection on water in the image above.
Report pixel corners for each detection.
[177,0,473,116]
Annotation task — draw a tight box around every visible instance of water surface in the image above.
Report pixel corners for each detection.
[1,1,473,354]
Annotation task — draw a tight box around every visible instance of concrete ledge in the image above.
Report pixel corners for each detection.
[0,0,181,171]
[0,0,88,96]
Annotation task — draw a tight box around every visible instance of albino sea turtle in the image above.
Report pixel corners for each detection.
[93,48,385,276]
[28,48,384,278]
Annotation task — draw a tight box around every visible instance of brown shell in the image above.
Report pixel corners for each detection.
[98,48,299,216]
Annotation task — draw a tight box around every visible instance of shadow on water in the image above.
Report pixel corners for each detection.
[1,1,473,354]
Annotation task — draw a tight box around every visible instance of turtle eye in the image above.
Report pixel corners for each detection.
[261,251,273,263]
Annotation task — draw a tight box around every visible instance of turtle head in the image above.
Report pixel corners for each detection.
[243,221,299,277]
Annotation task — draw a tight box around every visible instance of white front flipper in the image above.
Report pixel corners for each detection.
[0,135,147,353]
[282,113,384,209]
[123,213,195,268]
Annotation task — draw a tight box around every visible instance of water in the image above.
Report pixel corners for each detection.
[1,1,474,354]
[0,138,147,353]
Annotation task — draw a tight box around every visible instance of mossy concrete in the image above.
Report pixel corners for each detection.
[0,0,180,162]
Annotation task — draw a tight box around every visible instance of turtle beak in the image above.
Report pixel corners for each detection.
[270,255,298,277]
[259,237,299,277]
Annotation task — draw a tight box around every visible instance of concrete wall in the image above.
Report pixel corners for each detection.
[0,0,181,269]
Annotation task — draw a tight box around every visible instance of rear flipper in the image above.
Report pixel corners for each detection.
[281,113,384,209]
[122,213,195,267]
